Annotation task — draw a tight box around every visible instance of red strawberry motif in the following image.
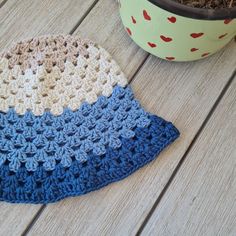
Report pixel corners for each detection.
[219,33,228,39]
[148,42,157,48]
[126,27,132,36]
[166,57,175,61]
[160,35,173,42]
[131,16,136,24]
[190,33,204,38]
[167,16,176,23]
[202,52,210,57]
[143,10,151,21]
[191,48,199,52]
[224,19,232,24]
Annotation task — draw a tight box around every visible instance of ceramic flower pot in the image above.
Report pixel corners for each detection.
[119,0,236,61]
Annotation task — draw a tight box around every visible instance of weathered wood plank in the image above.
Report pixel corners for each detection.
[142,77,236,236]
[0,0,97,235]
[28,1,236,233]
[0,0,96,49]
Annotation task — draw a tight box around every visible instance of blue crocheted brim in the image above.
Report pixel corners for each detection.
[0,86,179,203]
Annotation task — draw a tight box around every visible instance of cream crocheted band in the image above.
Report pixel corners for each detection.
[0,35,127,116]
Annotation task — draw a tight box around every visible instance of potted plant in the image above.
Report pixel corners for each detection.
[119,0,236,61]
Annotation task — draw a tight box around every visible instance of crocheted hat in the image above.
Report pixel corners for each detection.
[0,35,179,204]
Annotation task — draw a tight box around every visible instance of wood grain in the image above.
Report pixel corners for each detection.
[142,77,236,236]
[0,0,96,50]
[0,0,97,235]
[28,2,236,233]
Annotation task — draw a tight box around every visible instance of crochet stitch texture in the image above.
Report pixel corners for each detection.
[0,35,179,203]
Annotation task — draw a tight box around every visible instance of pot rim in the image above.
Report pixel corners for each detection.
[148,0,236,20]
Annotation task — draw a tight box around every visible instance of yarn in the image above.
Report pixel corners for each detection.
[0,35,127,116]
[0,35,179,203]
[0,86,153,172]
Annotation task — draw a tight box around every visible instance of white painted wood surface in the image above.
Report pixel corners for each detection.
[142,77,236,236]
[0,0,235,235]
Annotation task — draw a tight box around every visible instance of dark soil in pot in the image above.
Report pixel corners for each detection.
[173,0,236,9]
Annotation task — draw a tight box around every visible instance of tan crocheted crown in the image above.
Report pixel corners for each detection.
[0,35,127,116]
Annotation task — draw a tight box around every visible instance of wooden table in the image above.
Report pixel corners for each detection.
[0,1,235,235]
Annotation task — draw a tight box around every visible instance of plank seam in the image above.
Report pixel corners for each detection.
[136,68,236,236]
[0,0,8,8]
[21,205,46,236]
[69,0,100,35]
[129,54,150,83]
